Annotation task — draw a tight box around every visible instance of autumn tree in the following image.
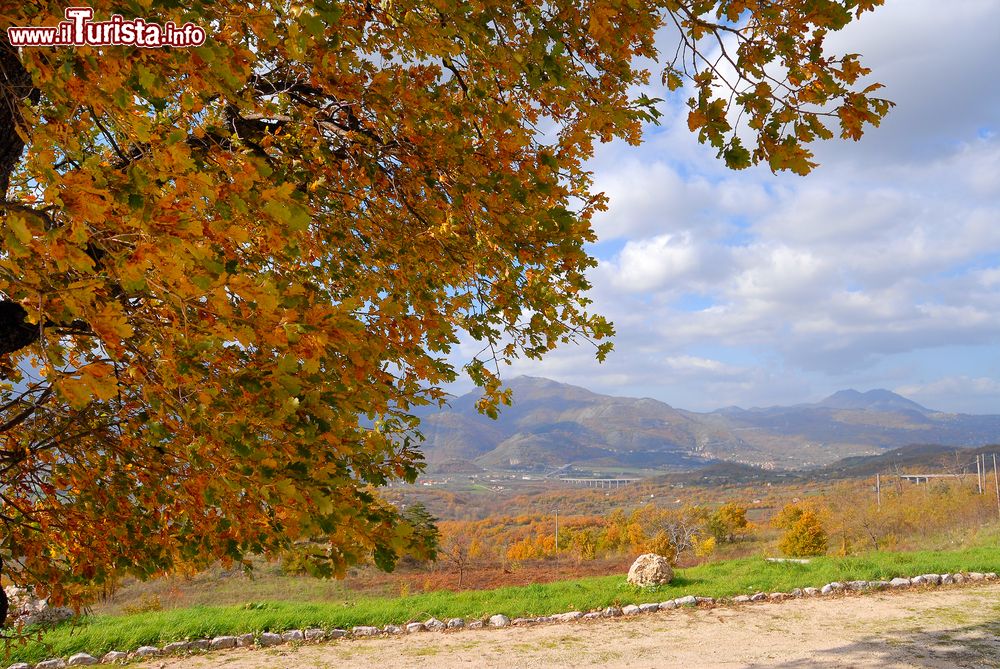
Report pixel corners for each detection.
[707,502,753,543]
[398,503,440,566]
[438,522,482,588]
[0,1,890,618]
[636,504,710,562]
[773,504,828,558]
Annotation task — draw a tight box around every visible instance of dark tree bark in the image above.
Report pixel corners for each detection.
[0,301,39,356]
[1,37,41,363]
[0,578,7,629]
[0,557,7,629]
[0,36,34,200]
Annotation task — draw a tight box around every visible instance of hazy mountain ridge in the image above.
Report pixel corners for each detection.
[413,376,1000,471]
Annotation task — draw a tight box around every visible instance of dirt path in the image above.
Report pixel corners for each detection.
[142,584,1000,669]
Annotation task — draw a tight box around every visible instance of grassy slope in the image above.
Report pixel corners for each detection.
[7,544,999,664]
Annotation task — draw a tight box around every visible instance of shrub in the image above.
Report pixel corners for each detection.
[778,510,828,557]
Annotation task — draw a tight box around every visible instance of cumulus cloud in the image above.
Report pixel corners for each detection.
[446,0,1000,415]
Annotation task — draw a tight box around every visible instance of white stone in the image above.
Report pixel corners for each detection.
[488,614,510,628]
[674,595,697,607]
[695,597,715,605]
[911,575,926,585]
[582,612,602,620]
[871,581,890,590]
[188,640,211,650]
[7,663,31,669]
[803,587,820,596]
[163,641,191,653]
[603,606,623,617]
[258,632,283,646]
[67,654,97,666]
[968,572,986,581]
[35,661,66,669]
[467,621,485,629]
[383,625,404,635]
[986,572,998,580]
[101,651,128,663]
[733,595,751,603]
[768,592,786,601]
[351,626,380,637]
[658,600,677,610]
[846,580,868,591]
[329,629,348,639]
[405,622,425,634]
[281,630,304,642]
[237,633,255,647]
[821,582,843,594]
[638,603,660,613]
[424,618,446,631]
[941,574,954,585]
[627,553,674,587]
[304,628,326,641]
[210,636,237,650]
[133,646,160,657]
[554,611,583,621]
[889,577,911,588]
[750,592,767,602]
[447,618,465,629]
[921,574,941,585]
[790,588,803,597]
[511,617,537,626]
[621,604,641,616]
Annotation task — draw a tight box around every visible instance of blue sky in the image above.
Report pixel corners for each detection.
[457,0,1000,414]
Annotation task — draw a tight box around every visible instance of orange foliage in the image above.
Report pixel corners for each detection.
[0,0,889,608]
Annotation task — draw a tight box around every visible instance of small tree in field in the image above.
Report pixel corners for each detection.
[773,505,828,558]
[708,502,754,543]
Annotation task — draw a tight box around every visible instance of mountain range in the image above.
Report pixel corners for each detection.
[412,376,1000,471]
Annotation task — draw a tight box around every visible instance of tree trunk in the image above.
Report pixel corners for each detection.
[0,559,7,629]
[0,35,34,200]
[1,37,41,363]
[0,300,39,357]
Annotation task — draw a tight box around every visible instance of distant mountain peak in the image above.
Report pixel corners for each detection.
[818,388,931,414]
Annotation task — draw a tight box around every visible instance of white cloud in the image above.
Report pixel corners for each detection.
[896,377,1000,414]
[446,0,1000,416]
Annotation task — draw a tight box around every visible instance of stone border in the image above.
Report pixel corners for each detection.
[7,571,997,668]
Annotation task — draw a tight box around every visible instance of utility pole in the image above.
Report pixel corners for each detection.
[977,454,983,494]
[554,509,559,554]
[993,453,1000,520]
[984,454,989,494]
[876,473,881,510]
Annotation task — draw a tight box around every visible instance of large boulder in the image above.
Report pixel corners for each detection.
[627,553,674,587]
[3,586,74,627]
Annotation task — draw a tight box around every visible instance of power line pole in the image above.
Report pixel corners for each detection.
[976,454,983,494]
[993,453,999,520]
[554,508,559,553]
[876,473,881,510]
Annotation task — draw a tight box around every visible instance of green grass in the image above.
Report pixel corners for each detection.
[6,543,999,664]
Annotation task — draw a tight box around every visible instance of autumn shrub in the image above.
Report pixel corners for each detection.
[644,531,679,564]
[823,478,996,554]
[694,535,718,558]
[121,594,162,615]
[707,502,755,543]
[775,507,828,557]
